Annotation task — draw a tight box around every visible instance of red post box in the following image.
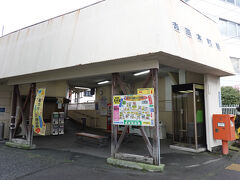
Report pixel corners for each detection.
[213,114,235,155]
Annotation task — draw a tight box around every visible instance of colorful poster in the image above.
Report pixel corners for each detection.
[113,94,155,126]
[32,88,46,135]
[137,88,154,95]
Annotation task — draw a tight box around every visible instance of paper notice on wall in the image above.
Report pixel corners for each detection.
[32,88,46,135]
[113,94,155,126]
[99,96,108,115]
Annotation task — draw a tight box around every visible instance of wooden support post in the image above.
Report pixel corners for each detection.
[9,85,18,142]
[152,68,160,165]
[15,86,28,138]
[142,72,152,88]
[140,127,153,156]
[114,126,128,154]
[27,83,36,145]
[139,70,154,157]
[116,74,128,95]
[111,73,118,158]
[14,88,31,137]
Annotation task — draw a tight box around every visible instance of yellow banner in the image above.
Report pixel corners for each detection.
[32,88,46,135]
[137,88,154,95]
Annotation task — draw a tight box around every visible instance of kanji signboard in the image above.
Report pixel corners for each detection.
[137,88,154,95]
[113,94,155,126]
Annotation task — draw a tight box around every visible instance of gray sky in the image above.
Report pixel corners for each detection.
[0,0,99,35]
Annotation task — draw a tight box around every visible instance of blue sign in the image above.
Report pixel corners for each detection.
[0,108,5,112]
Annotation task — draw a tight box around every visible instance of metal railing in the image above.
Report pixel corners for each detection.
[222,104,239,115]
[68,102,95,110]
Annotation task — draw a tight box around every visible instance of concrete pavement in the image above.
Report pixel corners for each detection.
[1,141,240,180]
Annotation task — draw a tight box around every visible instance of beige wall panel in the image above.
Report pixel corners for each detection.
[19,80,68,97]
[186,71,204,84]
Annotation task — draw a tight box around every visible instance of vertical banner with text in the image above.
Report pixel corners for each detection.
[32,88,46,135]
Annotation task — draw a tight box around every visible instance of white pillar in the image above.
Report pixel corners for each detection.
[179,69,186,84]
[204,74,222,151]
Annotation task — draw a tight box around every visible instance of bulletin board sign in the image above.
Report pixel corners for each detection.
[113,94,155,126]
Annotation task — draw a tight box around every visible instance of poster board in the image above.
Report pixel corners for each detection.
[113,94,155,126]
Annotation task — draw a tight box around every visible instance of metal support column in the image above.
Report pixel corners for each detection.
[193,84,198,150]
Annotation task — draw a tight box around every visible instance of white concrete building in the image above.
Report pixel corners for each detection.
[185,0,240,86]
[0,0,235,152]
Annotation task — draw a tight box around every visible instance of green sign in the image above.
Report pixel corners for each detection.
[124,120,142,126]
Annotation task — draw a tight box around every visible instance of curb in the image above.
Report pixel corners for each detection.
[107,157,165,172]
[5,141,36,150]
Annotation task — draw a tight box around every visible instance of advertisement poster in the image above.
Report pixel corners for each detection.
[113,94,155,126]
[32,88,46,135]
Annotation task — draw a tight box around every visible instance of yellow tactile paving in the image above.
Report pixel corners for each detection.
[225,164,240,172]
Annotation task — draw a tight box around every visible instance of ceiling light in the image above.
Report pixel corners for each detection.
[97,80,110,85]
[134,70,150,76]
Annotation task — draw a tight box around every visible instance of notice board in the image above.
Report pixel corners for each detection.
[113,94,155,126]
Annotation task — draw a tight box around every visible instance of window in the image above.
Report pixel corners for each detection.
[228,21,237,37]
[219,18,240,38]
[227,0,234,4]
[185,28,192,38]
[237,0,240,6]
[172,22,179,32]
[219,19,227,35]
[84,91,92,97]
[221,0,240,7]
[238,24,240,38]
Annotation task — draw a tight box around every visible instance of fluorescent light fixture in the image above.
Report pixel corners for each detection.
[134,70,150,76]
[179,90,193,94]
[97,80,110,85]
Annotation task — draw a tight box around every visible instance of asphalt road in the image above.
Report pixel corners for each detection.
[1,142,240,180]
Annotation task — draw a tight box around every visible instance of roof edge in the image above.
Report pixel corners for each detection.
[0,0,106,39]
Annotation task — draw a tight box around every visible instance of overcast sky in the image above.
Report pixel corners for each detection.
[0,0,100,35]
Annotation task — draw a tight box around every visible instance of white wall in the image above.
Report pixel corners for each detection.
[204,74,222,151]
[0,0,233,81]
